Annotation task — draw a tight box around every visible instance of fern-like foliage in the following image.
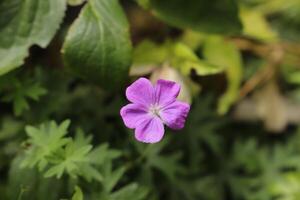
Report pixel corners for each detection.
[21,120,70,170]
[1,79,47,116]
[21,120,121,182]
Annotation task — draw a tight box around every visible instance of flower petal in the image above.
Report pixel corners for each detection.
[120,104,148,129]
[160,101,190,130]
[126,78,154,106]
[155,79,180,106]
[135,117,164,143]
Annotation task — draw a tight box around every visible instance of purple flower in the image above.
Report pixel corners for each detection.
[120,78,190,143]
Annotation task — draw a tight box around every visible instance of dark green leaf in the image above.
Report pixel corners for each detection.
[0,0,66,75]
[2,81,47,116]
[62,0,132,89]
[138,0,242,34]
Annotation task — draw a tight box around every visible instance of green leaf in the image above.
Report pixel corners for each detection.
[44,141,93,179]
[240,8,278,42]
[43,135,111,182]
[203,36,243,114]
[21,120,71,170]
[68,0,86,6]
[72,186,84,200]
[171,42,225,76]
[135,139,185,181]
[2,81,47,116]
[110,183,149,200]
[270,173,300,200]
[130,40,168,75]
[0,117,23,141]
[21,120,121,182]
[138,0,242,34]
[102,163,126,193]
[132,40,224,76]
[0,0,66,75]
[8,155,63,200]
[149,151,184,181]
[282,65,300,85]
[62,0,132,89]
[88,143,121,166]
[133,40,169,67]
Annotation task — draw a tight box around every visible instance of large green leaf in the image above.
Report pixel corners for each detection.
[138,0,242,34]
[62,0,132,89]
[0,0,66,75]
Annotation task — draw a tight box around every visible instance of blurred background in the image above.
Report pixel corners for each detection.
[1,0,300,199]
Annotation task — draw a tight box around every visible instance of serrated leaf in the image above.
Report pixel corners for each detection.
[79,164,103,182]
[0,0,66,75]
[138,0,242,34]
[88,143,121,166]
[102,162,126,193]
[21,120,71,170]
[44,141,94,179]
[110,183,149,200]
[2,81,47,116]
[136,138,185,181]
[149,151,185,181]
[62,0,132,89]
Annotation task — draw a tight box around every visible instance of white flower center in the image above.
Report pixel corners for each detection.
[149,104,161,117]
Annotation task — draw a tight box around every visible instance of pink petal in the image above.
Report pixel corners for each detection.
[160,101,190,130]
[135,117,164,143]
[155,79,180,107]
[126,78,154,106]
[120,104,149,129]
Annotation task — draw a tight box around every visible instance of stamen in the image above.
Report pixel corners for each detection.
[149,104,161,117]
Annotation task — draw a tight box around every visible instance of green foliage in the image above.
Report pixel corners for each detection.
[135,139,185,182]
[62,0,132,89]
[1,79,47,116]
[72,186,84,200]
[270,173,300,200]
[138,0,242,34]
[108,183,149,200]
[21,120,121,182]
[8,155,63,200]
[223,130,300,200]
[203,36,243,114]
[132,40,224,76]
[21,120,71,170]
[0,0,300,200]
[0,117,23,141]
[90,161,149,200]
[68,0,86,6]
[240,8,278,42]
[0,0,66,75]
